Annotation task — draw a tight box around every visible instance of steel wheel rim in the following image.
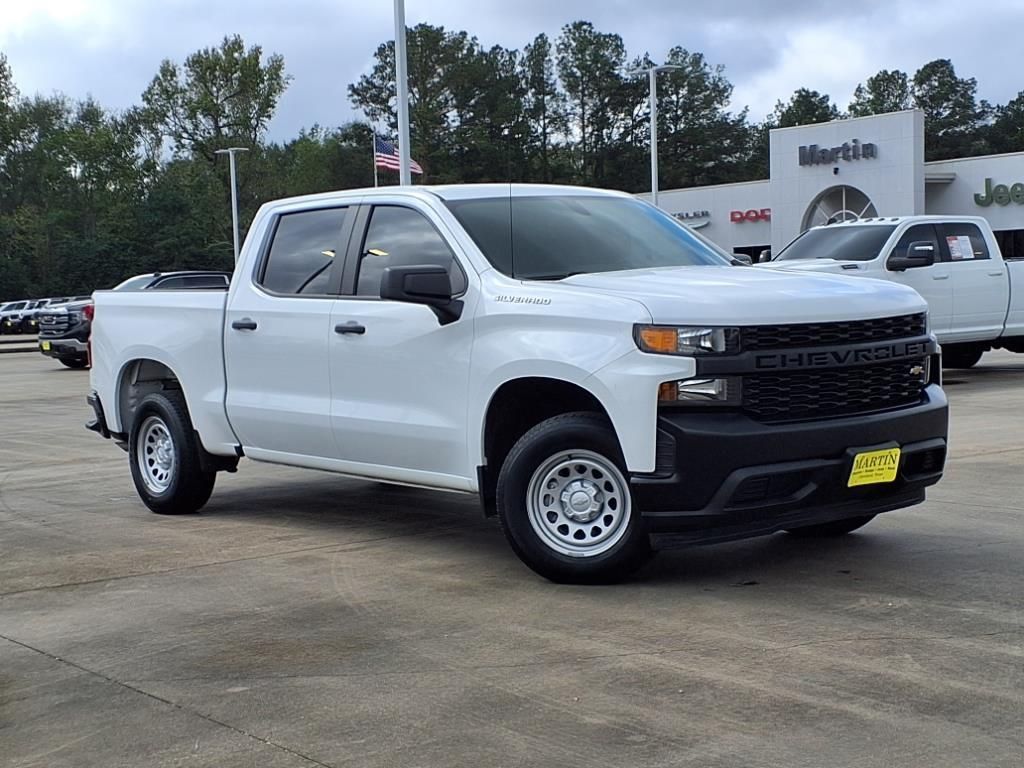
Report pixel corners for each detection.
[137,415,175,494]
[526,449,631,558]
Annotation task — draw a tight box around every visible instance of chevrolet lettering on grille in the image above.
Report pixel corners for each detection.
[753,340,931,370]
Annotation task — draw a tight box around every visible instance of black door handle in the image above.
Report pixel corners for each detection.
[231,318,258,331]
[334,322,366,335]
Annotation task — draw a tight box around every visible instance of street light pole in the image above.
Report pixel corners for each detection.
[215,147,249,262]
[627,65,681,208]
[394,0,412,186]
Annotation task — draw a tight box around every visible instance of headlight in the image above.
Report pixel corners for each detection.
[658,377,742,405]
[635,325,738,356]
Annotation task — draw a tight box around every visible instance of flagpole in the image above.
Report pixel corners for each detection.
[371,128,378,187]
[394,0,412,186]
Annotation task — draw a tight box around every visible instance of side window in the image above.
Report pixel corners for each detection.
[936,223,990,262]
[889,224,938,268]
[259,208,348,295]
[356,206,467,297]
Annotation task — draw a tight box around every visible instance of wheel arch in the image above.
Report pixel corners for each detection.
[114,357,184,436]
[476,376,620,517]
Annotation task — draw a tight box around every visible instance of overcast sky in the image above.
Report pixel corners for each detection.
[3,0,1023,141]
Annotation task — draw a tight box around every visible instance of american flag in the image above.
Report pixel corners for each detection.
[374,136,423,174]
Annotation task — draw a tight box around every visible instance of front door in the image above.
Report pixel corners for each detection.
[885,223,954,337]
[224,206,352,458]
[328,202,475,483]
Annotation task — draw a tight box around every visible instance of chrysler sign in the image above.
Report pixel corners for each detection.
[799,139,877,166]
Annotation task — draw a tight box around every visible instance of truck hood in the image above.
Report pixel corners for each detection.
[755,259,873,276]
[559,266,925,325]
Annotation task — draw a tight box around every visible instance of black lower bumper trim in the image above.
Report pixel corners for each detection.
[631,385,948,538]
[650,489,924,549]
[86,392,111,439]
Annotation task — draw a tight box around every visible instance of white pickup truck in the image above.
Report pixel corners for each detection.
[761,216,1024,368]
[87,184,948,582]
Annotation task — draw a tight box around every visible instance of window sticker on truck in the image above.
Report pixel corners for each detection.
[947,236,976,260]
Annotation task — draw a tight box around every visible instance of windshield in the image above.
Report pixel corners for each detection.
[775,225,896,262]
[445,195,729,279]
[114,275,156,290]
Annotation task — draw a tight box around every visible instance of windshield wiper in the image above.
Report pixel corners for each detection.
[524,271,587,281]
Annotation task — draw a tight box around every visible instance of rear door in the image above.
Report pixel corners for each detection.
[935,221,1009,342]
[884,224,953,337]
[224,205,354,458]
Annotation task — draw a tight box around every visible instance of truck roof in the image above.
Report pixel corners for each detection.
[264,183,630,209]
[815,214,990,229]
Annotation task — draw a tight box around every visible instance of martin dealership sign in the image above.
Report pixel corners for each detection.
[799,139,878,166]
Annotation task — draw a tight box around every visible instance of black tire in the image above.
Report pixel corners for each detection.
[128,390,216,515]
[942,345,983,369]
[786,514,876,538]
[496,412,651,584]
[58,357,89,369]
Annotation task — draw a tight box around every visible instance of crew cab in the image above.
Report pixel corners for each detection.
[87,185,948,583]
[760,216,1024,368]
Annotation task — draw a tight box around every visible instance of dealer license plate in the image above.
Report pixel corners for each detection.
[40,341,50,351]
[848,447,901,487]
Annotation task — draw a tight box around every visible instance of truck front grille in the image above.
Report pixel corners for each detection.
[742,357,928,422]
[38,315,70,336]
[742,313,927,351]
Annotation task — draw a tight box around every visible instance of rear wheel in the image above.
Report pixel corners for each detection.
[786,515,875,537]
[942,344,983,369]
[128,391,216,515]
[496,412,651,583]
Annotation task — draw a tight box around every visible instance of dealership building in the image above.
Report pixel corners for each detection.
[652,110,1024,261]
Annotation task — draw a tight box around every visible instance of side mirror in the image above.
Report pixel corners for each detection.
[732,253,753,266]
[887,242,936,271]
[759,248,772,262]
[380,264,462,324]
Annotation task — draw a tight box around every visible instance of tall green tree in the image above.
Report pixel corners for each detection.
[849,69,912,117]
[771,88,841,128]
[988,91,1024,154]
[141,34,290,162]
[521,33,568,182]
[349,24,527,183]
[555,21,628,184]
[912,59,989,160]
[656,48,756,188]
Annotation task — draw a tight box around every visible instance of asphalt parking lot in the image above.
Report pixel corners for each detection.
[1,352,1022,767]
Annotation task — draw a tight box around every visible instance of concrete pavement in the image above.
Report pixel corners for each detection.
[1,352,1021,767]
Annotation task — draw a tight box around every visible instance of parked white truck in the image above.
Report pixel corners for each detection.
[87,185,948,582]
[761,216,1024,368]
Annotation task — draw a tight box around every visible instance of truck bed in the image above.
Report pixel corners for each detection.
[91,290,238,455]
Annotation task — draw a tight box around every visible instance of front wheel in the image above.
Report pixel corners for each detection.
[786,515,876,538]
[496,412,651,583]
[128,391,216,515]
[942,344,983,369]
[59,357,89,369]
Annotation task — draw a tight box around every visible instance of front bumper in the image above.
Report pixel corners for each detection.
[39,337,87,358]
[631,384,948,546]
